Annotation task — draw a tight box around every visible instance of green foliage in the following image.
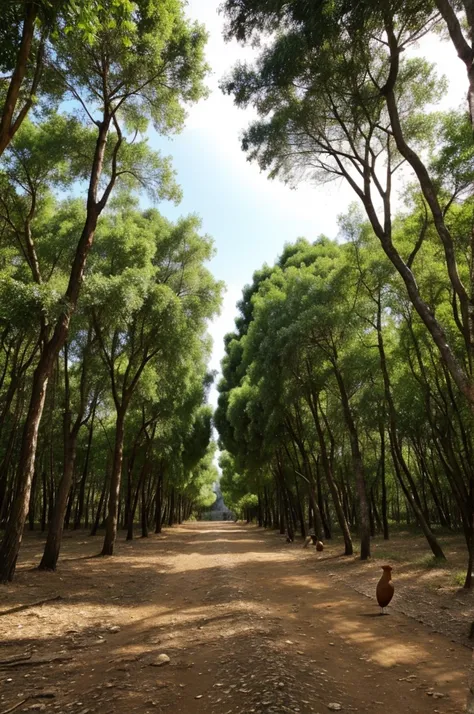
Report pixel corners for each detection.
[0,0,224,560]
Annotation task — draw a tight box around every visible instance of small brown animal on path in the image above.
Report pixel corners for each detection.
[376,565,394,614]
[316,540,324,551]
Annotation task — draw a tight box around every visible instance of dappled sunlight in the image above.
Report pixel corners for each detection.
[278,575,330,592]
[0,523,468,714]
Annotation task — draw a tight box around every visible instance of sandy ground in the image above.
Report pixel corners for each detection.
[0,522,472,714]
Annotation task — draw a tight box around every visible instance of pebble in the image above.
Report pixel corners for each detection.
[328,705,342,711]
[151,654,170,666]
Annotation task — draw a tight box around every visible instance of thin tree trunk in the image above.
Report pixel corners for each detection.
[101,408,126,555]
[168,487,175,527]
[141,466,149,538]
[155,469,163,534]
[332,364,370,560]
[74,405,96,529]
[90,470,109,536]
[379,420,389,540]
[127,478,141,541]
[306,385,353,555]
[39,433,77,570]
[28,469,37,530]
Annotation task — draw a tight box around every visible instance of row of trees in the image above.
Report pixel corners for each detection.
[217,219,471,566]
[0,0,221,581]
[216,0,474,588]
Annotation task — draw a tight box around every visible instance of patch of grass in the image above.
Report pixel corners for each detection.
[452,570,467,587]
[416,554,450,570]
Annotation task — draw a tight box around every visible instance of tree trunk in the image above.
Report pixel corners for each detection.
[168,487,175,527]
[307,387,353,555]
[0,1,39,156]
[39,433,77,570]
[0,363,50,581]
[379,421,389,540]
[127,478,141,541]
[293,477,306,538]
[0,114,112,581]
[332,364,370,560]
[28,469,37,530]
[85,479,92,529]
[141,468,149,538]
[101,408,126,555]
[74,407,95,529]
[155,470,163,534]
[64,486,74,530]
[316,458,331,539]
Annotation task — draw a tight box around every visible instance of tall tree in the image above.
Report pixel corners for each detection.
[0,0,209,582]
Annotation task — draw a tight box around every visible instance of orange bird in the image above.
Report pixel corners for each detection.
[376,565,394,614]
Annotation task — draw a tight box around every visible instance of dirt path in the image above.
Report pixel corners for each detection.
[0,522,470,713]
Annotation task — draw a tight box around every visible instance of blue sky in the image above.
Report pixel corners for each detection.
[146,1,466,408]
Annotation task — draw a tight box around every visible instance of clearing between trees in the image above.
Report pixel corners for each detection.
[0,522,470,714]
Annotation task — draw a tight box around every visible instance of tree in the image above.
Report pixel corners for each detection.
[89,209,222,556]
[0,0,117,156]
[0,0,209,582]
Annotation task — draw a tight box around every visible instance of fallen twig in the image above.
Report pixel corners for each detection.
[0,653,72,669]
[0,595,62,618]
[0,653,31,666]
[0,698,29,714]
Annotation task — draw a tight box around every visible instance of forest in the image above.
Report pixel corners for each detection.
[0,0,223,584]
[0,0,474,584]
[215,0,474,589]
[1,2,474,714]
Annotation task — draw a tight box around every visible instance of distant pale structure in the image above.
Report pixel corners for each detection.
[202,481,234,521]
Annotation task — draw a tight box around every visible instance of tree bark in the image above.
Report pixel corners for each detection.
[0,1,39,156]
[101,408,126,555]
[0,362,49,581]
[39,434,77,570]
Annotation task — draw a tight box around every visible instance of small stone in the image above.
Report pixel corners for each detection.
[328,705,342,711]
[195,695,203,699]
[108,626,120,633]
[151,654,170,667]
